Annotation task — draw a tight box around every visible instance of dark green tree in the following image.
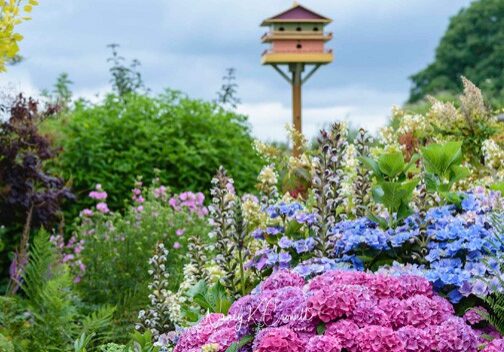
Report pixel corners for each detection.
[408,0,504,106]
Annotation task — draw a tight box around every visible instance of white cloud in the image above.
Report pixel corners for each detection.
[238,85,402,141]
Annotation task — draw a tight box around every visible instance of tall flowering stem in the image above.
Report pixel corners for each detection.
[353,128,372,218]
[312,123,348,257]
[257,164,279,207]
[209,167,250,297]
[137,242,180,341]
[187,235,209,283]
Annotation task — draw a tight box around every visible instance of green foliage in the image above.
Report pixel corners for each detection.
[76,181,210,338]
[216,68,241,109]
[107,44,144,97]
[183,280,234,322]
[48,91,262,213]
[225,335,253,352]
[127,331,159,352]
[361,152,419,228]
[99,343,126,352]
[479,212,504,334]
[421,141,469,204]
[0,333,14,352]
[409,0,504,106]
[0,230,115,351]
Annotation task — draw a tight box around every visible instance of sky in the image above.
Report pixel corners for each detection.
[1,0,473,142]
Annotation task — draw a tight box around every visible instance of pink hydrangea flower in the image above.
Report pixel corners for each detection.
[253,327,304,352]
[464,307,487,325]
[433,317,479,352]
[351,300,391,328]
[483,338,504,352]
[305,335,342,352]
[260,269,305,291]
[397,326,433,352]
[307,285,369,322]
[325,319,359,351]
[96,202,110,214]
[355,325,403,352]
[174,270,496,352]
[173,242,181,249]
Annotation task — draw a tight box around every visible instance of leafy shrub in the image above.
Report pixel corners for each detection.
[73,179,210,338]
[47,91,263,212]
[361,151,418,228]
[0,94,73,293]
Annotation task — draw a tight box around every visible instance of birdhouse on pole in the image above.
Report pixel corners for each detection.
[261,2,333,155]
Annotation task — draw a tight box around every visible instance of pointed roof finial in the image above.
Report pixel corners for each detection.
[292,1,299,7]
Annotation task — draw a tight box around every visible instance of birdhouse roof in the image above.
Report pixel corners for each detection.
[261,2,332,25]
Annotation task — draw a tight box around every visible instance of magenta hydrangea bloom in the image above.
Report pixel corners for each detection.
[398,275,433,299]
[433,317,479,352]
[174,270,500,352]
[399,295,448,329]
[307,284,371,322]
[378,298,404,329]
[325,319,359,351]
[355,325,404,352]
[253,327,305,352]
[367,274,404,299]
[206,316,240,350]
[464,306,487,325]
[397,326,434,352]
[305,335,342,352]
[260,269,305,291]
[308,270,370,291]
[352,300,391,328]
[483,338,504,352]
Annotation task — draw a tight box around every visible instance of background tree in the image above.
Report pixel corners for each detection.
[0,0,38,72]
[408,0,504,106]
[216,68,240,109]
[41,72,73,110]
[107,43,144,97]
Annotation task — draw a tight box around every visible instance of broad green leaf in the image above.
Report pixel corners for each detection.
[421,141,463,178]
[360,156,382,179]
[379,181,405,211]
[401,178,419,202]
[377,152,405,178]
[449,165,470,184]
[424,172,439,192]
[367,212,388,229]
[490,182,504,195]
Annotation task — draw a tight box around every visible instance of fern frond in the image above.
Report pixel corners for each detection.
[79,305,116,346]
[21,229,58,300]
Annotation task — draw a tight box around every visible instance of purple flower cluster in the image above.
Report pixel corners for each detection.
[50,234,86,283]
[174,270,501,352]
[168,191,208,217]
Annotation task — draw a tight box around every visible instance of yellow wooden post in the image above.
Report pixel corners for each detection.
[291,63,304,156]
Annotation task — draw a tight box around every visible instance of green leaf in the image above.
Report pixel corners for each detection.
[225,335,253,352]
[421,141,463,178]
[491,182,504,195]
[359,156,383,180]
[449,165,470,184]
[377,152,405,178]
[367,212,388,229]
[316,322,326,335]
